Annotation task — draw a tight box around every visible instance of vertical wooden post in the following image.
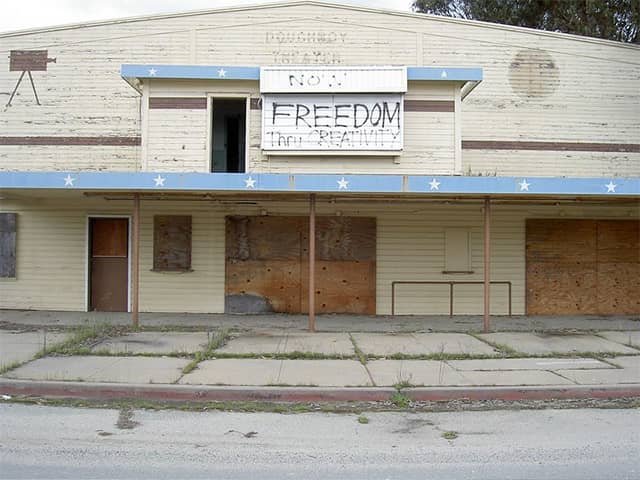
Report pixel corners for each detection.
[483,197,491,333]
[308,194,316,332]
[132,193,140,328]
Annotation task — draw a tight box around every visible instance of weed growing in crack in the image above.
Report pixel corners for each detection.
[390,392,411,409]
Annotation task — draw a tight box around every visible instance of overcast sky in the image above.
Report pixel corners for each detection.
[2,0,414,33]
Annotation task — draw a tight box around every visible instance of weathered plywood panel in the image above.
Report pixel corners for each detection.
[526,219,640,315]
[153,215,192,271]
[526,261,598,315]
[0,212,17,278]
[526,219,596,263]
[225,215,376,314]
[597,220,640,263]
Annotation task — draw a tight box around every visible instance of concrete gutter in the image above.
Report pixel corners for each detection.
[1,379,639,404]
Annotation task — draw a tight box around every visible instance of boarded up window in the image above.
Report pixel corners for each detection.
[153,215,192,271]
[444,228,472,273]
[0,213,17,278]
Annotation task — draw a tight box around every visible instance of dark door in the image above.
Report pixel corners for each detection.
[89,218,129,312]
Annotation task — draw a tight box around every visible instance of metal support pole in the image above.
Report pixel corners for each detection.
[132,193,140,328]
[308,194,316,332]
[483,197,491,332]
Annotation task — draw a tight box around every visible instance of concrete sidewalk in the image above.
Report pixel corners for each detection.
[1,325,639,403]
[2,309,639,332]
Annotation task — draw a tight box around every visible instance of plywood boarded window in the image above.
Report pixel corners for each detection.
[153,215,192,271]
[0,213,17,278]
[444,228,472,273]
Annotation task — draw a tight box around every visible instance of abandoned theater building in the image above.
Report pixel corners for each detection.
[0,1,638,327]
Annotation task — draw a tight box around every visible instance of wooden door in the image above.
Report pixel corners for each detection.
[89,218,129,312]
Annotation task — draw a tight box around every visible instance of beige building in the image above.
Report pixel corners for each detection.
[1,1,638,323]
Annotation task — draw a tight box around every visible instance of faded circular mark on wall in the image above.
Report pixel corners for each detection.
[509,49,560,98]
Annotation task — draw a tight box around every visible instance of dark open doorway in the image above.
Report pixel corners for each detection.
[211,98,246,173]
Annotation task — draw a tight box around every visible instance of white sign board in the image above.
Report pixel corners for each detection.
[261,66,407,93]
[261,94,403,151]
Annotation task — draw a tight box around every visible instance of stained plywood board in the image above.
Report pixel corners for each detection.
[153,215,192,271]
[526,219,596,263]
[226,215,376,314]
[596,262,640,314]
[596,220,640,263]
[526,219,640,315]
[0,213,17,278]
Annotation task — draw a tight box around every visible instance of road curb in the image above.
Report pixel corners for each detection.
[1,379,639,404]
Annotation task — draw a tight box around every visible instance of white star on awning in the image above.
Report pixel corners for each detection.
[63,174,75,187]
[148,68,157,76]
[218,68,227,78]
[245,176,256,188]
[153,175,165,187]
[605,181,617,193]
[429,178,440,191]
[337,177,349,190]
[518,179,530,191]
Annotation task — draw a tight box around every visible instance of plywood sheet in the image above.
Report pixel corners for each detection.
[597,220,640,263]
[153,215,192,271]
[526,219,640,315]
[597,262,640,314]
[526,261,597,315]
[226,216,376,314]
[526,219,596,263]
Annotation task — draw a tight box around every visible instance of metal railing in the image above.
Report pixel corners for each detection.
[391,280,512,317]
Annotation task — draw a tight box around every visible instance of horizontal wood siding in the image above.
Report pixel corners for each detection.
[3,194,637,314]
[3,3,635,176]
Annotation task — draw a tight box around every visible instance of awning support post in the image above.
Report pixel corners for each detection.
[483,197,491,333]
[132,193,140,328]
[308,193,316,332]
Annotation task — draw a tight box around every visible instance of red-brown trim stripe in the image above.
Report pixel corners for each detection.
[404,100,454,112]
[0,136,141,146]
[462,140,640,153]
[149,97,207,109]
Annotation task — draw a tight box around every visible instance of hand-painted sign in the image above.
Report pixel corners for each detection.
[261,94,403,151]
[260,66,407,93]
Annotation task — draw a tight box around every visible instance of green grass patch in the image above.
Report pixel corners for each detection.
[441,430,458,440]
[0,360,25,375]
[181,328,231,375]
[389,392,411,409]
[36,323,129,357]
[357,414,369,424]
[209,351,355,360]
[349,333,369,365]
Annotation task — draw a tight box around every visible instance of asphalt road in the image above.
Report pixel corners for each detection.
[0,403,638,479]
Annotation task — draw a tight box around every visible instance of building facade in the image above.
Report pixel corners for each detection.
[1,1,638,322]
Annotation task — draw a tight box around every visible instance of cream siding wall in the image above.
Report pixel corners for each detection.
[145,80,457,174]
[2,2,638,176]
[3,195,637,314]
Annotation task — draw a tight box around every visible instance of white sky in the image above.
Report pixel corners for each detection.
[2,0,414,34]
